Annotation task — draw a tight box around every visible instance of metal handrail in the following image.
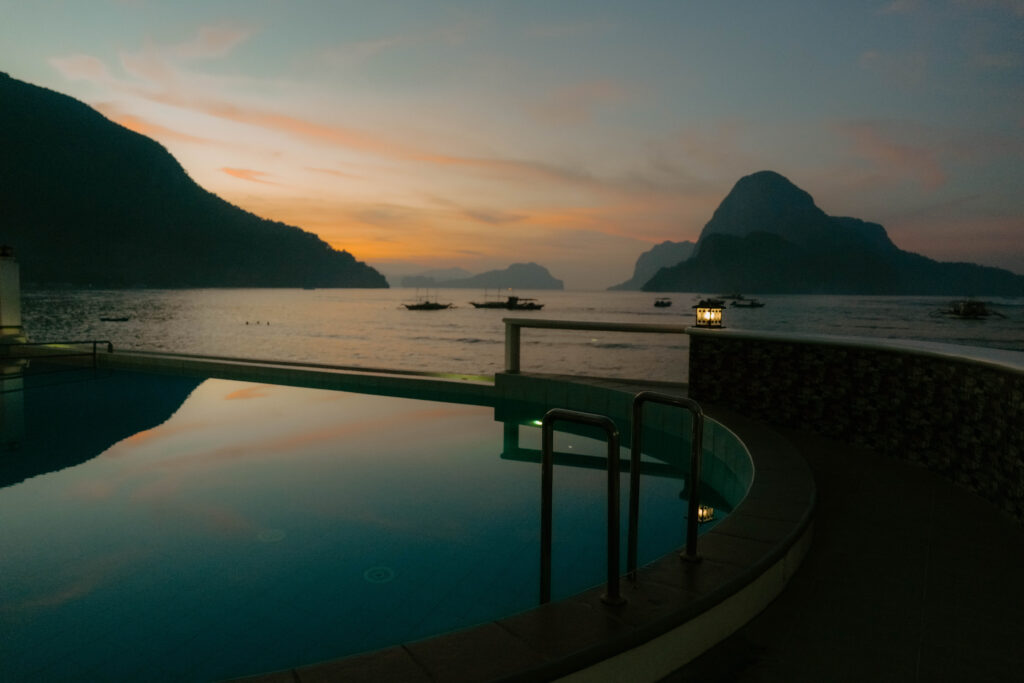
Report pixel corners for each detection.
[114,349,491,383]
[0,340,114,369]
[540,408,625,606]
[629,391,704,576]
[503,318,691,373]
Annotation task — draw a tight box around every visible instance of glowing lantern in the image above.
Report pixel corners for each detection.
[697,505,715,523]
[695,307,722,328]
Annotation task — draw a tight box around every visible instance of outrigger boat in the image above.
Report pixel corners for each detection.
[469,294,544,310]
[403,290,452,310]
[404,301,452,310]
[937,299,1005,319]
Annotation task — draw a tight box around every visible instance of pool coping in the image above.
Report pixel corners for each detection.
[95,352,816,682]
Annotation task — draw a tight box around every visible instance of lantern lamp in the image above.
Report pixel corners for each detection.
[695,307,723,328]
[697,505,715,523]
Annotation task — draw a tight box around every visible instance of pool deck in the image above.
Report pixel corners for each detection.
[521,375,1024,682]
[662,424,1024,683]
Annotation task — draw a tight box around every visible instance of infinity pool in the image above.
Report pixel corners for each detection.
[0,367,740,681]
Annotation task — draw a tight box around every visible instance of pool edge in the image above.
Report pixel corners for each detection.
[95,353,815,682]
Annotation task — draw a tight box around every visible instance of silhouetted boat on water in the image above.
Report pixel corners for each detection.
[403,290,452,310]
[99,316,131,322]
[936,300,1005,319]
[731,299,765,308]
[470,295,543,310]
[404,300,452,311]
[654,298,672,308]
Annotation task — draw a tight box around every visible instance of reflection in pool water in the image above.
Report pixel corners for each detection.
[0,370,738,681]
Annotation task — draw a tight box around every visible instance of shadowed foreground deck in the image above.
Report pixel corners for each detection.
[664,426,1024,683]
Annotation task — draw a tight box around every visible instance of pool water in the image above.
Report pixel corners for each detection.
[0,368,734,681]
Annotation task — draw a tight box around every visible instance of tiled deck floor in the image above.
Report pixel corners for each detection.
[663,427,1024,683]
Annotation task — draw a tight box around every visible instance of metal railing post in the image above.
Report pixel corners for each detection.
[628,391,705,577]
[505,321,521,373]
[540,408,625,606]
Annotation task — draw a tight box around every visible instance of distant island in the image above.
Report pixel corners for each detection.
[399,267,474,287]
[402,262,564,289]
[637,171,1023,296]
[609,240,695,290]
[0,72,386,288]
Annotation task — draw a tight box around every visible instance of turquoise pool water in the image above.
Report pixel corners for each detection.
[0,367,744,681]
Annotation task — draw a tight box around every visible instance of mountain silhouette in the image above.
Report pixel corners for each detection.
[609,240,695,290]
[406,262,564,289]
[0,73,386,288]
[644,170,1023,295]
[400,267,474,287]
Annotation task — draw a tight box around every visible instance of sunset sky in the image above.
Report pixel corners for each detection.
[1,0,1021,289]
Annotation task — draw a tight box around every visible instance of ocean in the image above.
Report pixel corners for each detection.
[19,289,1024,384]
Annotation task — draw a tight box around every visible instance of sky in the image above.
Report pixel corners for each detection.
[1,0,1022,289]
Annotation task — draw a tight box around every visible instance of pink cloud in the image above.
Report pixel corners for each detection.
[859,50,928,87]
[838,121,947,190]
[49,54,113,82]
[878,0,921,14]
[95,106,212,145]
[221,167,279,185]
[954,0,1024,16]
[172,24,256,60]
[531,80,628,125]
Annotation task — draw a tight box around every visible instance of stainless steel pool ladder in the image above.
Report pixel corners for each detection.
[629,391,705,577]
[540,408,624,606]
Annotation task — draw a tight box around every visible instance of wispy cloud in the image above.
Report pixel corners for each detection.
[525,18,612,40]
[170,24,255,60]
[878,0,921,14]
[954,0,1024,16]
[49,54,114,82]
[221,167,279,185]
[969,51,1023,68]
[530,80,628,125]
[307,166,362,180]
[837,120,947,190]
[95,105,212,145]
[859,50,929,87]
[316,37,407,69]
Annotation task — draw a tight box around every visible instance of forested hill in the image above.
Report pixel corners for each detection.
[0,72,386,288]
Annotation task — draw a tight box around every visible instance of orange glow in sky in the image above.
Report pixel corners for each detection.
[2,1,1021,287]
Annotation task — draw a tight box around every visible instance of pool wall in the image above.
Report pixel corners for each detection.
[688,328,1024,521]
[96,349,495,406]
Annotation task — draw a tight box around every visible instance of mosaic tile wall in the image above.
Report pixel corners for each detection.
[688,334,1024,521]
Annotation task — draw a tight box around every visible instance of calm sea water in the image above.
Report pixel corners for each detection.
[20,289,1024,383]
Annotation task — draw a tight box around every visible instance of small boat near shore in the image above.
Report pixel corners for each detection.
[653,297,672,308]
[731,299,765,308]
[99,315,131,322]
[936,299,1005,319]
